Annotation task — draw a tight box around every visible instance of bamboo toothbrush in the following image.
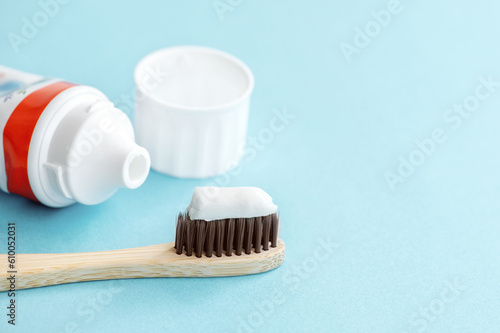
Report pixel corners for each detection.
[0,187,285,291]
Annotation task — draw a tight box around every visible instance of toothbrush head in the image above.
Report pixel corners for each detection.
[175,213,280,258]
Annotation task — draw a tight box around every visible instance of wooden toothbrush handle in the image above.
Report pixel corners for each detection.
[0,240,285,291]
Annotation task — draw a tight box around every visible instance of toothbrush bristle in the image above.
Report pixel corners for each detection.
[175,213,279,258]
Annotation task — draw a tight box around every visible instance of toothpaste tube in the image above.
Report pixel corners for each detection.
[0,66,151,207]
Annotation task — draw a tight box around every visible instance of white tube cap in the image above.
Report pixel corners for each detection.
[134,46,254,178]
[40,100,152,206]
[65,138,150,205]
[63,107,151,205]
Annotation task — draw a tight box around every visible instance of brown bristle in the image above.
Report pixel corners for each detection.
[262,215,271,251]
[214,220,224,257]
[194,220,206,258]
[253,217,263,253]
[271,213,279,247]
[233,218,245,256]
[175,213,184,255]
[224,219,235,256]
[185,219,195,257]
[243,218,254,255]
[174,213,279,257]
[204,222,215,258]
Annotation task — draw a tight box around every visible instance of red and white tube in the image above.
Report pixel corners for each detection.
[0,66,151,207]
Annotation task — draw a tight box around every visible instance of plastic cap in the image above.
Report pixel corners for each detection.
[64,106,150,205]
[134,46,254,178]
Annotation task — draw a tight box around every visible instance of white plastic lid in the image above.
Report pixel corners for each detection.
[134,46,254,178]
[60,104,151,205]
[33,87,152,207]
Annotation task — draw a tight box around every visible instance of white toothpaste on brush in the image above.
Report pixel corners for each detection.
[187,186,278,221]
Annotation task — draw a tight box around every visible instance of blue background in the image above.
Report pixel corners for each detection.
[1,0,500,332]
